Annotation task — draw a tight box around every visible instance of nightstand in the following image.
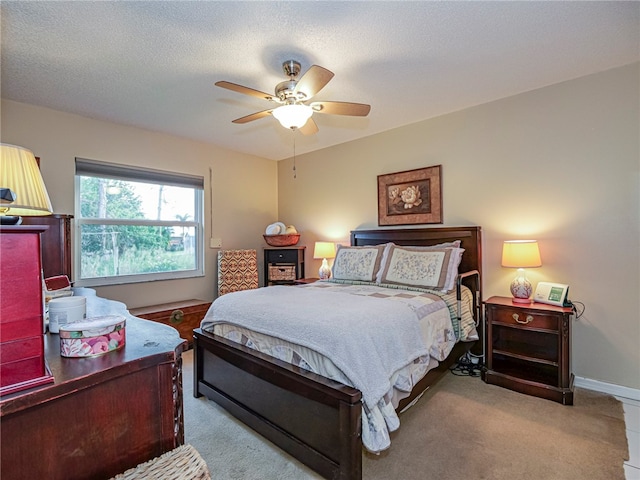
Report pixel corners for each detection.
[482,296,574,405]
[263,246,306,285]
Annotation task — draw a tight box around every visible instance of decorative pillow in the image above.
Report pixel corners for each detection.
[379,245,463,291]
[374,242,395,283]
[331,245,385,282]
[442,247,465,292]
[375,241,461,283]
[402,242,464,293]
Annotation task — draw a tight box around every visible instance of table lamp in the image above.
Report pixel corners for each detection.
[313,241,336,280]
[1,144,53,224]
[501,240,542,303]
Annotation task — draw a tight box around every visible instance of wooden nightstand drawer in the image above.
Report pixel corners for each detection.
[265,248,301,264]
[489,305,558,331]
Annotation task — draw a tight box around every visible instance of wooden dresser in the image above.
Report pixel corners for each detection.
[0,288,187,480]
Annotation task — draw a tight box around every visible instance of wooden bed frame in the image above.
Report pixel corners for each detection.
[193,226,482,480]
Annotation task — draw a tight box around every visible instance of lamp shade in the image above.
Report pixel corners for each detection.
[272,104,313,129]
[502,240,541,303]
[0,144,53,218]
[501,240,542,268]
[313,241,336,260]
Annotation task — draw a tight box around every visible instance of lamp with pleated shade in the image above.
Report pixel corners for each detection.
[1,144,53,224]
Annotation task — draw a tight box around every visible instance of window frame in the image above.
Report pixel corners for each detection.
[74,158,205,287]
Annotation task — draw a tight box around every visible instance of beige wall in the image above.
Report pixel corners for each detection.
[1,99,278,307]
[278,63,640,390]
[2,63,637,391]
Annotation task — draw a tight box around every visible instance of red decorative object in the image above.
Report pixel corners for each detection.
[0,225,54,395]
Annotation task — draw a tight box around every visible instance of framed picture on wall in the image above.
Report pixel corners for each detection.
[377,165,442,225]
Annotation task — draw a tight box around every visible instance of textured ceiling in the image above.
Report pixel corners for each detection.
[1,1,638,160]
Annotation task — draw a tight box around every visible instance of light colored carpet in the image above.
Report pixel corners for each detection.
[182,349,629,480]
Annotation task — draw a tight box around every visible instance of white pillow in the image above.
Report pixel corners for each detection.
[332,245,385,282]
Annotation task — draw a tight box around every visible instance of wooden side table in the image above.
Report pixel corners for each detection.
[482,296,574,405]
[263,246,306,285]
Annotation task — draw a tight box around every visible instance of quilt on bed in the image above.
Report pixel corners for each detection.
[200,281,475,453]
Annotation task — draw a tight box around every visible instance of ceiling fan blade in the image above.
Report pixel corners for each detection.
[310,101,371,117]
[298,117,319,135]
[215,81,275,102]
[293,65,334,99]
[232,109,273,124]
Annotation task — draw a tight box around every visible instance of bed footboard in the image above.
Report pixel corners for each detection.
[193,328,362,480]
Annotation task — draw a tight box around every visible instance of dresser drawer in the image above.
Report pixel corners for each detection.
[488,305,558,331]
[0,315,43,343]
[1,335,48,396]
[265,248,301,264]
[1,232,43,324]
[0,335,44,365]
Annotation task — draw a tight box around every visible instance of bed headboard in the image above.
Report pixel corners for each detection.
[350,226,483,303]
[351,226,481,275]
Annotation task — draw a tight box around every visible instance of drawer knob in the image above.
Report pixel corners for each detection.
[513,313,534,324]
[170,309,184,324]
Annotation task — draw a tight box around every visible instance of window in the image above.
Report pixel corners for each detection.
[74,158,204,286]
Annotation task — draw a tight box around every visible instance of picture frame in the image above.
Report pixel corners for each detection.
[377,165,442,226]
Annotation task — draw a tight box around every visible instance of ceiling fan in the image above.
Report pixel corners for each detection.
[215,60,371,135]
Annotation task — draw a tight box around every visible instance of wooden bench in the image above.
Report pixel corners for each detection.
[129,299,211,348]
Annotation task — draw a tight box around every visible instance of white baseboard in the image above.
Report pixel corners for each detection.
[575,376,640,402]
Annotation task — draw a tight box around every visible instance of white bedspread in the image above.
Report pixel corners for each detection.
[202,285,434,410]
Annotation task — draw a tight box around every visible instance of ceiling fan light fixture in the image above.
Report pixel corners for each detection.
[272,104,313,129]
[216,60,369,135]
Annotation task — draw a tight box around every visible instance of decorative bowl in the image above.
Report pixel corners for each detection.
[263,234,300,247]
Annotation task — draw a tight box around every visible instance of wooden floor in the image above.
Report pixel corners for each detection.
[618,395,640,479]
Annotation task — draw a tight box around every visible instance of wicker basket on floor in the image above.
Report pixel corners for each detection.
[109,444,211,480]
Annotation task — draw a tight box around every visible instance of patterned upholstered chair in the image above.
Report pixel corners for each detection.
[217,249,259,296]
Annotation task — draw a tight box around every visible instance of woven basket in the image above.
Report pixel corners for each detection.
[109,444,211,480]
[263,234,300,247]
[268,265,296,281]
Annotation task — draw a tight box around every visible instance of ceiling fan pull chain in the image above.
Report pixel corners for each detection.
[292,130,297,179]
